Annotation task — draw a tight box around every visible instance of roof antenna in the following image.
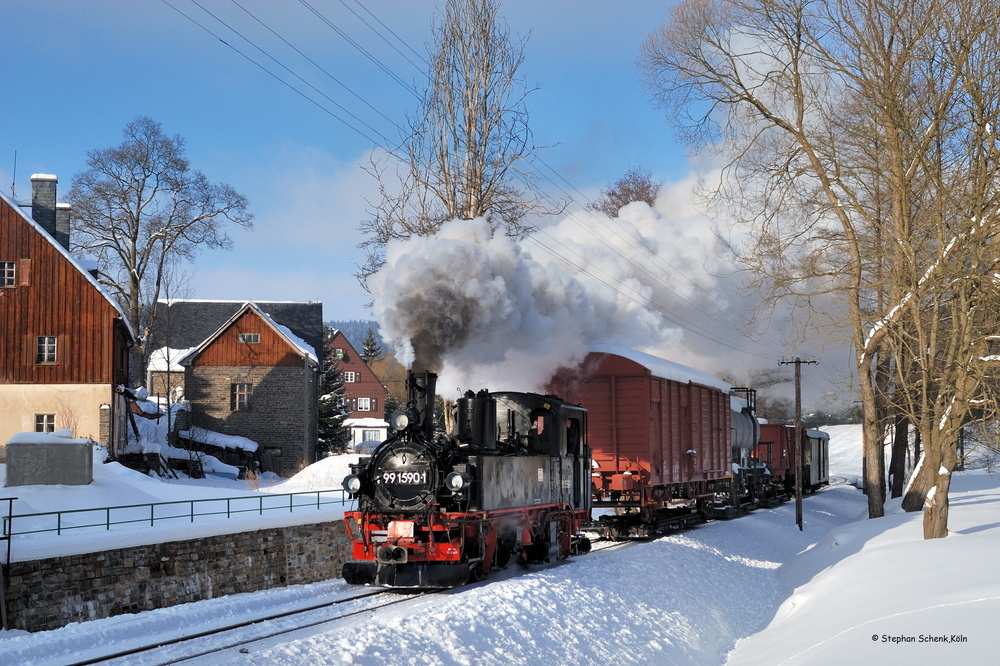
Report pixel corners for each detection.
[10,150,16,198]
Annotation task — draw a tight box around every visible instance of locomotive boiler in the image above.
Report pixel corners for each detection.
[341,371,592,588]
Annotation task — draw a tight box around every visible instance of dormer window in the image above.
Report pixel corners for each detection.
[238,333,260,344]
[1,261,14,287]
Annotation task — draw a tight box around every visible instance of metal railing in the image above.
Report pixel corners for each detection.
[1,489,351,540]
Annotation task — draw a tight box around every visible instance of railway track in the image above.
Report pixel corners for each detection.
[60,538,636,665]
[66,588,439,666]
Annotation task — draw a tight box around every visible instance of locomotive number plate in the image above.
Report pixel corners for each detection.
[381,470,428,485]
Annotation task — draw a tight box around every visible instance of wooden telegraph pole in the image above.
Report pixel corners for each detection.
[780,357,818,531]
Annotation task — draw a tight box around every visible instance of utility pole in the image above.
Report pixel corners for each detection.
[780,357,818,531]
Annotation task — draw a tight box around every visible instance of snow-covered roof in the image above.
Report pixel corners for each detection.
[0,189,134,340]
[179,425,259,453]
[147,347,195,373]
[8,429,94,445]
[588,343,732,392]
[178,302,318,366]
[345,418,389,428]
[257,307,318,364]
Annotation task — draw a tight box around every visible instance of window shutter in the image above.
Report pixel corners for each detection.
[230,383,237,411]
[19,259,31,286]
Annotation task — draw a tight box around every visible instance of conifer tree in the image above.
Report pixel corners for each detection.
[361,326,383,363]
[318,328,352,455]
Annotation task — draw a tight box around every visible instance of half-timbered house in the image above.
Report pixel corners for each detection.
[0,175,132,454]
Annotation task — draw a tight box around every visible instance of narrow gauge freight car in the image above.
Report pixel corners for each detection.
[341,371,592,588]
[755,423,830,498]
[548,344,743,537]
[803,429,830,490]
[755,423,796,504]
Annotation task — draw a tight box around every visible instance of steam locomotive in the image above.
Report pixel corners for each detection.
[341,371,592,588]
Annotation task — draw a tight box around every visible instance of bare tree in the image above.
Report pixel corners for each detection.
[587,166,663,217]
[641,0,1000,536]
[357,0,554,289]
[69,116,253,382]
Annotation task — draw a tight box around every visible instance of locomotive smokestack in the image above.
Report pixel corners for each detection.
[408,371,438,441]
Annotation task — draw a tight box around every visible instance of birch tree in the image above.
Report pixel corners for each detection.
[357,0,552,289]
[641,0,1000,535]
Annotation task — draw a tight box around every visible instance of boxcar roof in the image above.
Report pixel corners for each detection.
[588,343,732,393]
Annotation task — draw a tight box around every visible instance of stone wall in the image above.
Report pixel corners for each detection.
[4,518,353,632]
[186,365,317,476]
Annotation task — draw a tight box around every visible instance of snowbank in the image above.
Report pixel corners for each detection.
[727,471,1000,665]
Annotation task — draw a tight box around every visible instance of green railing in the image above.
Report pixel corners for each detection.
[1,489,350,540]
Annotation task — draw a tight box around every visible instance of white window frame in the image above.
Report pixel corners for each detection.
[344,371,357,383]
[36,336,57,364]
[356,397,371,411]
[238,332,260,344]
[0,261,14,287]
[34,414,55,433]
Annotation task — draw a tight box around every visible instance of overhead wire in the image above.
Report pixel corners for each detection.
[159,0,389,146]
[338,0,430,71]
[228,0,401,130]
[297,0,422,100]
[166,0,802,366]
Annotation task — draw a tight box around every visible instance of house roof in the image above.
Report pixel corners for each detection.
[329,329,387,392]
[151,299,323,362]
[0,190,134,340]
[177,302,319,366]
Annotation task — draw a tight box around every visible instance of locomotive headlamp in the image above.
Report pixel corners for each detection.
[343,474,362,494]
[390,411,409,431]
[445,471,467,493]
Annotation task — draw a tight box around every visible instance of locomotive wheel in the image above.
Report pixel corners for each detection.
[493,529,517,569]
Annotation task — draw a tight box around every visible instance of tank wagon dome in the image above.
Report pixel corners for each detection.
[586,343,732,392]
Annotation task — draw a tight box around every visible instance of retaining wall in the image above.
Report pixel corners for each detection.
[3,519,352,632]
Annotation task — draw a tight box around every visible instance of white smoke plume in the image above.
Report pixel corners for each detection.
[369,177,743,397]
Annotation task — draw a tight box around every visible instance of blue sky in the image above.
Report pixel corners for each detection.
[1,0,687,321]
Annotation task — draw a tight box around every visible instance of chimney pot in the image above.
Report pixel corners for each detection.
[30,174,58,241]
[55,202,71,250]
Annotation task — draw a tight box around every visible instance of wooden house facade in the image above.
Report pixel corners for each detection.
[327,329,387,422]
[0,176,132,454]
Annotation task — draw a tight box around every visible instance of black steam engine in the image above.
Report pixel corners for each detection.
[341,371,592,588]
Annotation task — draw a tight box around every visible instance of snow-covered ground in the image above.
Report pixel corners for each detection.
[0,427,996,664]
[0,453,360,562]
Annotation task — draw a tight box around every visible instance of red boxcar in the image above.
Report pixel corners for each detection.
[755,423,830,495]
[548,345,732,516]
[756,423,795,482]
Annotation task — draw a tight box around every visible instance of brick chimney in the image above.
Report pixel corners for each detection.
[30,174,71,250]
